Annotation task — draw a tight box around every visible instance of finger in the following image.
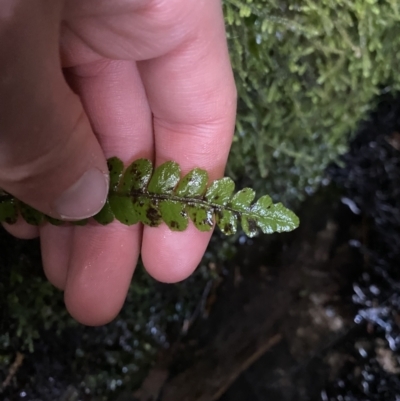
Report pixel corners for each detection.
[0,0,108,220]
[63,60,153,161]
[138,0,237,282]
[64,223,141,326]
[59,60,153,324]
[142,225,213,283]
[2,218,39,239]
[40,224,74,290]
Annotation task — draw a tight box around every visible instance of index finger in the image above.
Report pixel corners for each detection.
[138,0,237,282]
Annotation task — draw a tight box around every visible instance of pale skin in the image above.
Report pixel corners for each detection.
[0,0,236,325]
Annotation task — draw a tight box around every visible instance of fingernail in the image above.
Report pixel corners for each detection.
[54,168,108,220]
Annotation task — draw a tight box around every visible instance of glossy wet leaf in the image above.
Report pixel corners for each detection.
[93,200,114,225]
[148,162,180,194]
[0,198,17,224]
[187,205,213,232]
[230,188,255,211]
[0,157,299,237]
[109,195,139,225]
[159,200,188,231]
[216,210,237,235]
[107,157,124,191]
[205,177,235,206]
[19,202,44,226]
[250,195,299,234]
[120,159,153,194]
[175,168,208,197]
[241,216,258,238]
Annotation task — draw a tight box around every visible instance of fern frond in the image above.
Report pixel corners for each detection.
[0,158,299,237]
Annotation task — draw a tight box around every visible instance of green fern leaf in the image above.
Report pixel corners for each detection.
[240,195,298,237]
[250,195,299,234]
[120,158,153,194]
[19,201,44,226]
[107,157,124,192]
[0,157,300,237]
[230,188,256,211]
[148,162,180,194]
[0,197,17,224]
[216,209,237,235]
[175,168,208,197]
[93,199,114,225]
[159,200,188,231]
[205,177,235,206]
[186,205,214,232]
[109,195,139,226]
[241,216,259,238]
[132,196,162,227]
[45,215,63,226]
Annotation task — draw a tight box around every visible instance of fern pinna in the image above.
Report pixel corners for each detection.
[0,158,299,237]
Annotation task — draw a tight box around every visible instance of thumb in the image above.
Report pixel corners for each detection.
[0,0,108,220]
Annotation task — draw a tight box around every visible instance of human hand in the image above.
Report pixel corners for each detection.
[0,0,236,325]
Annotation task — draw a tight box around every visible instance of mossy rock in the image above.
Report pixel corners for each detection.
[225,0,400,204]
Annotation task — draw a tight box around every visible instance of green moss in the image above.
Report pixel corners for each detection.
[225,0,400,204]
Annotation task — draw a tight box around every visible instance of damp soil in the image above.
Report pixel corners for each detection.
[2,94,400,401]
[132,94,400,401]
[138,185,363,401]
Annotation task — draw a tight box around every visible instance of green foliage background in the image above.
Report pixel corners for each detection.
[2,0,400,398]
[225,0,400,203]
